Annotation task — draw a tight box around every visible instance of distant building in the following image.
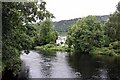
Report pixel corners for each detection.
[56,36,66,46]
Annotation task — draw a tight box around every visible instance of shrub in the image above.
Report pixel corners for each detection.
[67,16,105,53]
[109,41,120,49]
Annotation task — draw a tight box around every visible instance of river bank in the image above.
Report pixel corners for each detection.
[34,44,73,52]
[34,43,120,58]
[90,41,120,57]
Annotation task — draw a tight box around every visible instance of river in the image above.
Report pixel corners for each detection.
[19,50,120,80]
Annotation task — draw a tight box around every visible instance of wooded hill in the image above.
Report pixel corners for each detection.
[53,15,109,35]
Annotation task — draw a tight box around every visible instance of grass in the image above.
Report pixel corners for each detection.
[90,41,120,56]
[34,44,73,52]
[90,47,120,56]
[35,41,120,57]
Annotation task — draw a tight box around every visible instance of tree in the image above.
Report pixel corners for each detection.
[105,1,120,41]
[35,19,58,45]
[67,16,105,53]
[2,1,54,76]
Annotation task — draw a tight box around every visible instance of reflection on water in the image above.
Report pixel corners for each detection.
[20,51,76,78]
[67,53,120,80]
[20,51,120,80]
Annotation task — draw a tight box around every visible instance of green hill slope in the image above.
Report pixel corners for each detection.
[53,15,109,36]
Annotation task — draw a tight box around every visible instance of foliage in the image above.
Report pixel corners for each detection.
[2,2,53,76]
[35,44,72,52]
[54,15,108,36]
[93,1,120,57]
[90,46,120,56]
[90,47,117,56]
[35,19,58,46]
[105,1,120,41]
[90,40,120,56]
[54,18,79,35]
[66,16,106,53]
[109,41,120,49]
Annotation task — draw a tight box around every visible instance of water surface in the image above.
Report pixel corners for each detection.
[20,51,120,80]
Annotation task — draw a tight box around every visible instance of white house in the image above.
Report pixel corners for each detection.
[56,36,66,46]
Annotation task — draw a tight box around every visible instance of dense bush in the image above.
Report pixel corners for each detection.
[105,2,120,41]
[90,47,116,56]
[66,16,106,53]
[35,19,58,46]
[109,41,120,49]
[34,44,72,52]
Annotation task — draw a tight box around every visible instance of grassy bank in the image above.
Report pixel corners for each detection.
[90,41,120,56]
[35,44,73,52]
[90,47,120,57]
[35,41,120,57]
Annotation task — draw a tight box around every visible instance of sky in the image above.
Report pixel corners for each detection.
[44,0,120,21]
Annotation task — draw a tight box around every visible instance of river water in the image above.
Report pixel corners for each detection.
[19,50,120,80]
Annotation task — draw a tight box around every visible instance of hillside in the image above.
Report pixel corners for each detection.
[53,15,109,36]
